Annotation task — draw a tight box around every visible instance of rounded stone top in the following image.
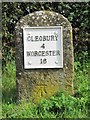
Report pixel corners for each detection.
[16,11,72,29]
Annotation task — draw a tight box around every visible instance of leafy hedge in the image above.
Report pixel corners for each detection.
[2,2,90,67]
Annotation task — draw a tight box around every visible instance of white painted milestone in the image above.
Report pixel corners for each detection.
[23,26,63,69]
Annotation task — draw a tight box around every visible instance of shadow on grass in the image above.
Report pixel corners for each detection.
[2,61,16,104]
[2,87,17,103]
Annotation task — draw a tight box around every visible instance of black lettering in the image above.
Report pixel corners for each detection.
[26,50,60,57]
[31,51,34,56]
[51,35,54,41]
[46,51,49,56]
[52,50,56,56]
[55,35,58,41]
[49,51,52,56]
[35,36,38,41]
[49,36,51,41]
[46,36,49,41]
[39,36,43,41]
[43,58,47,64]
[57,50,60,56]
[43,36,46,41]
[34,51,38,56]
[27,35,58,42]
[40,58,47,64]
[27,36,33,41]
[38,51,42,56]
[27,52,30,56]
[41,44,45,49]
[42,51,45,56]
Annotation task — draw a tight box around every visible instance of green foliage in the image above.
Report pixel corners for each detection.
[37,92,88,118]
[2,52,89,118]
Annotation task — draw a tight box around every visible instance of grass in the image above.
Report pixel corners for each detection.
[2,52,90,118]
